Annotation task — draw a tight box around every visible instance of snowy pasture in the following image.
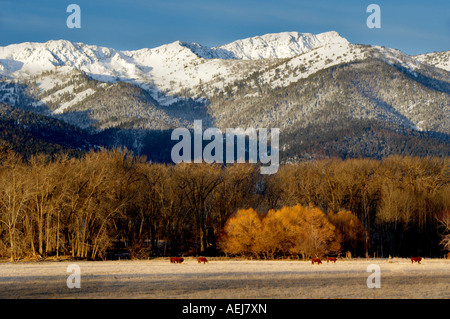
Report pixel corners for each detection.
[0,258,448,299]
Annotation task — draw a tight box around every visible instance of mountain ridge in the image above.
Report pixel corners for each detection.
[0,31,449,161]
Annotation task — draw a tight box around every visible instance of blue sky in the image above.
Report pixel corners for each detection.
[0,0,448,55]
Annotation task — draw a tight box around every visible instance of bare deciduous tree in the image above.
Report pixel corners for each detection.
[436,210,450,252]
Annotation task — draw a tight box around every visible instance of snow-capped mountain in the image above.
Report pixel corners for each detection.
[0,31,447,106]
[0,31,352,105]
[0,31,349,71]
[0,31,449,160]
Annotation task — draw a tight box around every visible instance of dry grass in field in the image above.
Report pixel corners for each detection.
[0,258,449,299]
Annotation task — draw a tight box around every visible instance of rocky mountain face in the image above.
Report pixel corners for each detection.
[0,31,449,161]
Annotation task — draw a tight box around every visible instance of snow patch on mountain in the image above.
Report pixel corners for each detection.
[261,41,365,88]
[415,51,450,71]
[53,88,96,114]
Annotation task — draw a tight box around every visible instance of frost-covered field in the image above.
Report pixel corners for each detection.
[0,258,448,299]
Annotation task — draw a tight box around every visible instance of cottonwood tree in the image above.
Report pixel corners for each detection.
[436,210,450,252]
[0,152,30,260]
[221,208,263,257]
[259,206,303,258]
[128,162,171,256]
[376,156,449,255]
[261,164,296,209]
[221,205,342,259]
[62,150,130,259]
[283,205,342,259]
[328,210,365,256]
[28,155,67,257]
[213,164,259,230]
[172,163,223,253]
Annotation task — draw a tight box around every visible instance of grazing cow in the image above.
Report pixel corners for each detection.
[198,257,208,264]
[411,257,422,264]
[327,257,337,263]
[311,258,322,265]
[170,257,184,264]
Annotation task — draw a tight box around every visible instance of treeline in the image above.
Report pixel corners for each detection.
[0,147,448,260]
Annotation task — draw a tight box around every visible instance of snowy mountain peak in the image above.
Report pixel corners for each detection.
[212,31,349,60]
[168,31,350,60]
[0,39,120,76]
[0,31,348,76]
[0,31,350,80]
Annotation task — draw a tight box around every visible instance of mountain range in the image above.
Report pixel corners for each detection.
[0,31,449,161]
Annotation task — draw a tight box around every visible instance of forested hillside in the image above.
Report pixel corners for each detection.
[0,104,95,159]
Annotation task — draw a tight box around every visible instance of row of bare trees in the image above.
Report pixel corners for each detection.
[0,147,260,260]
[264,157,449,257]
[0,149,134,260]
[0,146,448,260]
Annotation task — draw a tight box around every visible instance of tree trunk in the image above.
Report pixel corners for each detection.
[9,227,15,261]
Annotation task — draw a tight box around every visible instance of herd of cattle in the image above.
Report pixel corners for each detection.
[170,256,424,264]
[170,257,209,264]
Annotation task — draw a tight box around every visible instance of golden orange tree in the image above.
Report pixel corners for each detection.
[220,208,263,257]
[256,206,299,258]
[221,204,342,259]
[287,205,342,259]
